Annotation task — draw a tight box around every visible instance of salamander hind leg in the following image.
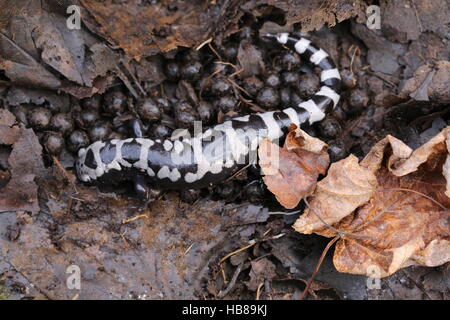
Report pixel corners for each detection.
[114,116,147,138]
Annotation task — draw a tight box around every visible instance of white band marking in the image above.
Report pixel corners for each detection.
[134,138,154,171]
[276,33,289,44]
[163,140,173,151]
[157,165,181,182]
[294,38,311,54]
[320,68,341,82]
[299,99,326,124]
[310,48,329,65]
[316,86,340,107]
[282,107,300,127]
[259,112,283,140]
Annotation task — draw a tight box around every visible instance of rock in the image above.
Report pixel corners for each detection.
[351,23,406,75]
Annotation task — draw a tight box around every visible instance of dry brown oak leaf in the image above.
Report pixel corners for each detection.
[259,126,330,209]
[294,127,450,277]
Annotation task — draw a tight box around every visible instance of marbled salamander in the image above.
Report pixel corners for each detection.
[76,33,341,195]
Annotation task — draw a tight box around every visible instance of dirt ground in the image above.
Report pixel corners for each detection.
[0,0,449,300]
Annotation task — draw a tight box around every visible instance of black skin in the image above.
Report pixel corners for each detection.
[114,117,151,198]
[111,117,240,199]
[111,113,281,199]
[128,118,151,198]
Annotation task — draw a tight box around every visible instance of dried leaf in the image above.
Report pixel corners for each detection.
[0,32,61,89]
[0,111,47,214]
[132,55,166,88]
[5,87,70,113]
[228,205,270,226]
[87,43,118,78]
[33,12,86,85]
[0,109,20,145]
[246,258,277,291]
[242,0,365,33]
[237,41,264,78]
[81,0,364,60]
[0,0,30,30]
[400,61,450,104]
[293,155,377,236]
[259,127,329,209]
[1,3,117,98]
[294,127,450,277]
[81,0,242,60]
[409,69,435,101]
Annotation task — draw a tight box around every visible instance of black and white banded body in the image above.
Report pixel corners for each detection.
[75,33,341,194]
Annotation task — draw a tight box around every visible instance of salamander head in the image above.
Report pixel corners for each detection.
[75,147,92,182]
[75,140,110,183]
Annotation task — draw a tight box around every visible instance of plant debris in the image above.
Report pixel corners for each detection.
[294,128,450,278]
[0,109,46,215]
[259,126,330,209]
[82,0,365,61]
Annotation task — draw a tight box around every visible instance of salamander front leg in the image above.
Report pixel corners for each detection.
[114,116,147,138]
[129,118,145,138]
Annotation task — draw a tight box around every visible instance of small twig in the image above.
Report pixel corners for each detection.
[238,95,266,113]
[304,198,374,239]
[120,59,146,96]
[410,0,423,33]
[66,197,73,216]
[215,61,238,70]
[115,66,139,98]
[364,69,398,88]
[267,233,285,240]
[122,214,148,224]
[220,264,228,284]
[226,77,250,96]
[299,236,340,300]
[224,163,251,183]
[120,231,129,244]
[220,240,256,263]
[52,156,76,189]
[262,228,272,237]
[377,188,449,211]
[228,68,244,78]
[68,196,85,202]
[217,262,244,298]
[348,45,360,84]
[256,282,264,300]
[269,210,301,216]
[219,234,285,266]
[409,106,450,128]
[196,37,212,51]
[205,67,223,84]
[401,270,433,300]
[208,42,222,60]
[184,243,195,255]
